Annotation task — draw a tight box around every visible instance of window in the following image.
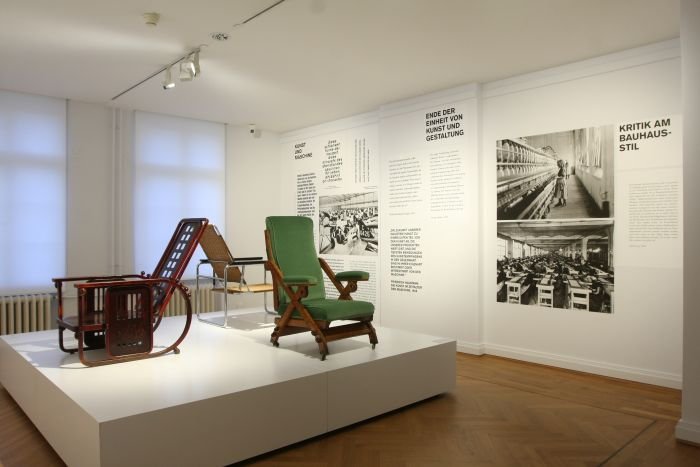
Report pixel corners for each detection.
[513,241,523,259]
[575,127,603,169]
[497,237,506,259]
[0,91,66,293]
[133,112,225,278]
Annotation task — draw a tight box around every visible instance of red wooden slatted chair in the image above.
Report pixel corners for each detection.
[53,218,208,366]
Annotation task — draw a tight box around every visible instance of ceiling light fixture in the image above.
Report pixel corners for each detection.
[162,66,175,89]
[179,51,200,81]
[111,0,287,101]
[179,61,194,81]
[191,50,201,77]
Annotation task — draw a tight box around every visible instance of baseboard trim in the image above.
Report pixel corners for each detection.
[456,343,681,389]
[456,341,485,355]
[676,419,700,445]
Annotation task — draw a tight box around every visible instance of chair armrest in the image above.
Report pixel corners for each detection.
[199,259,230,266]
[335,271,370,281]
[232,258,267,265]
[282,275,318,286]
[52,274,144,284]
[199,258,266,266]
[73,277,168,290]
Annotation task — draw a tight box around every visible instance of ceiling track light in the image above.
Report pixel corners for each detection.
[179,61,194,81]
[162,66,175,89]
[191,50,200,77]
[111,0,288,100]
[179,50,200,82]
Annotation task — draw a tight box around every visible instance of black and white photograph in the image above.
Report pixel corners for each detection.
[496,219,614,313]
[319,192,378,256]
[497,125,615,220]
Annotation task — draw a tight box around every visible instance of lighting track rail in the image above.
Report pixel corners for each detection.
[111,0,287,101]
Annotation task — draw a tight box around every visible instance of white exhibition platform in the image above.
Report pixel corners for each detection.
[0,309,455,467]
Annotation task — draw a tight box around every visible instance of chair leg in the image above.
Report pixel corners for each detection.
[366,321,378,349]
[270,327,281,347]
[310,327,329,359]
[271,292,333,360]
[271,303,295,347]
[58,326,77,354]
[295,308,329,359]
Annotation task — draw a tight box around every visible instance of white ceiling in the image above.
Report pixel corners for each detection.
[0,0,680,133]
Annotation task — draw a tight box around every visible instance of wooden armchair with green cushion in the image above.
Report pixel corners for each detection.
[265,216,378,360]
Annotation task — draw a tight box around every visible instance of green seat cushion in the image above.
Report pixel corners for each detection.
[278,298,374,321]
[335,270,370,281]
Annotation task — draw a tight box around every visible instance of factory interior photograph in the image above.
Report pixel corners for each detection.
[497,125,615,221]
[497,220,614,312]
[0,1,699,466]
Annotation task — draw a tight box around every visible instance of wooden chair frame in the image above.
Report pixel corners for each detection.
[53,218,208,366]
[265,230,378,360]
[54,277,193,366]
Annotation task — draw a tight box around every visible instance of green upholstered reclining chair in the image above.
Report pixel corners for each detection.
[265,216,378,360]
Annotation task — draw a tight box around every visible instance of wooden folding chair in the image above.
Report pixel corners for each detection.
[196,224,273,327]
[53,218,208,366]
[265,216,377,360]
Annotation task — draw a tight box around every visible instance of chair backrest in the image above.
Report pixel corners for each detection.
[151,218,209,313]
[199,224,242,283]
[265,216,326,304]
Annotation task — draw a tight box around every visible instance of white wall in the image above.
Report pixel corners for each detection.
[224,125,281,307]
[277,112,382,315]
[278,112,380,214]
[67,101,281,278]
[66,101,115,276]
[64,103,282,302]
[481,41,683,387]
[63,104,283,312]
[274,42,684,388]
[677,0,700,444]
[378,85,482,352]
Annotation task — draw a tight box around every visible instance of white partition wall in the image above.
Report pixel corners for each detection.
[378,85,482,352]
[279,113,381,313]
[277,91,481,348]
[481,41,683,388]
[278,41,685,389]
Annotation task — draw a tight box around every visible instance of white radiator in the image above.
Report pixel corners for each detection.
[164,286,215,317]
[0,293,55,335]
[0,288,214,336]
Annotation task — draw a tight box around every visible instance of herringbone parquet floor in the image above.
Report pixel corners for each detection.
[1,354,698,466]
